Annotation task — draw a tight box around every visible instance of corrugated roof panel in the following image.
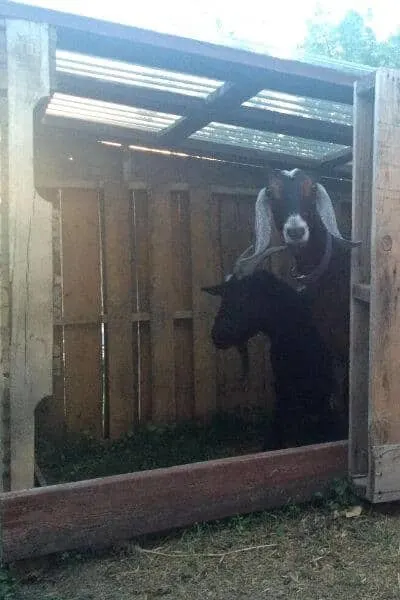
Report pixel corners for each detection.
[46,93,181,131]
[191,122,349,159]
[243,90,353,125]
[56,50,224,98]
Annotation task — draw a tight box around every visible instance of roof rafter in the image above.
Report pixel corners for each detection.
[55,74,353,146]
[157,80,265,145]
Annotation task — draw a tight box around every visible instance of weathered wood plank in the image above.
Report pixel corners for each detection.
[103,182,136,437]
[61,188,103,436]
[6,20,53,490]
[171,191,194,421]
[61,188,101,322]
[349,78,374,480]
[174,320,194,422]
[63,325,102,436]
[131,189,152,423]
[190,188,219,419]
[368,70,400,500]
[352,283,370,304]
[369,444,400,501]
[149,187,175,422]
[0,440,348,563]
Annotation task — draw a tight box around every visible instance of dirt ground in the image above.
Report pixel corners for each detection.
[5,498,400,600]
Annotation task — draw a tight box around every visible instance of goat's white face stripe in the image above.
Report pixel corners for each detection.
[283,213,310,245]
[281,168,300,179]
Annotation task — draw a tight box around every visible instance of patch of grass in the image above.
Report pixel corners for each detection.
[36,408,271,484]
[14,502,400,600]
[0,568,18,600]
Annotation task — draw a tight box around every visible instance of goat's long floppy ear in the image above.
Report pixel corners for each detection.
[315,183,361,248]
[232,183,286,278]
[201,284,225,296]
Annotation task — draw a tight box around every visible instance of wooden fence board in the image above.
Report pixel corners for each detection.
[170,191,194,421]
[137,322,152,422]
[174,320,194,421]
[190,188,219,418]
[132,189,150,313]
[0,441,348,563]
[149,187,175,422]
[60,188,103,436]
[103,183,136,437]
[171,191,192,312]
[61,188,101,322]
[63,325,102,436]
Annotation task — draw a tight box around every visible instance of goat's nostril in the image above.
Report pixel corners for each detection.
[287,226,306,241]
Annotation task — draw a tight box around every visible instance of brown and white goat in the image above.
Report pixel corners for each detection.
[231,168,360,429]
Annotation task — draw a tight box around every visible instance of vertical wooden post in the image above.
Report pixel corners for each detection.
[5,20,54,490]
[349,77,374,483]
[0,19,10,491]
[367,69,400,501]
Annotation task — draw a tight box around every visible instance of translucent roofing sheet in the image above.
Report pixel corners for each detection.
[243,90,353,125]
[46,93,181,131]
[190,122,349,160]
[56,50,224,98]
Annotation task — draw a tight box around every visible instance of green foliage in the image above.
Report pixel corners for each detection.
[312,477,359,511]
[300,8,400,68]
[36,408,271,484]
[0,569,18,600]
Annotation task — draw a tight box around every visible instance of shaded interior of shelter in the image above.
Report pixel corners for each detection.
[30,11,367,485]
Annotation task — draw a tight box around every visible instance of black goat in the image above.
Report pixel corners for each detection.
[203,270,344,450]
[230,168,360,431]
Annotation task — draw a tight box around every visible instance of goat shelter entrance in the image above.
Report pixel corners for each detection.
[0,1,399,563]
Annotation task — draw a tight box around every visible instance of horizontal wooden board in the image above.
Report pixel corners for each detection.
[0,441,347,562]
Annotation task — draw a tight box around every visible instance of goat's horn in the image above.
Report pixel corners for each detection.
[315,183,361,248]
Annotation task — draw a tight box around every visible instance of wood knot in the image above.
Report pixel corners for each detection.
[381,235,393,252]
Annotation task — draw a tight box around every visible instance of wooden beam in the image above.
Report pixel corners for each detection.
[222,107,353,146]
[39,116,322,170]
[318,147,353,169]
[0,440,347,563]
[159,81,264,145]
[0,2,357,104]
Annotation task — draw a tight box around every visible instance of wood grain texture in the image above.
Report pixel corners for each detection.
[61,188,103,436]
[63,326,102,436]
[149,187,175,422]
[190,188,219,418]
[6,21,53,490]
[349,78,374,478]
[61,188,101,322]
[103,182,136,437]
[369,70,400,457]
[0,440,347,563]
